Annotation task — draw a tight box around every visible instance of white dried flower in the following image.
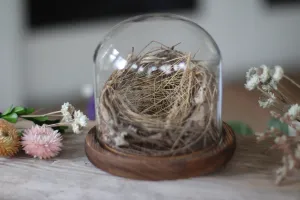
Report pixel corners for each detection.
[287,104,300,120]
[114,137,128,146]
[258,92,276,108]
[61,102,75,114]
[73,110,88,127]
[245,75,260,91]
[61,102,75,122]
[261,84,271,91]
[272,65,284,82]
[246,67,257,79]
[114,131,128,146]
[72,123,81,134]
[62,113,73,123]
[259,65,270,83]
[274,135,287,144]
[70,110,88,134]
[61,103,89,134]
[245,66,272,91]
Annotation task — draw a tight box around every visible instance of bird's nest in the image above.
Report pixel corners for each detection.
[97,41,221,156]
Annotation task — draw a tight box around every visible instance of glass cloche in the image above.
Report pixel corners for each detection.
[93,13,222,156]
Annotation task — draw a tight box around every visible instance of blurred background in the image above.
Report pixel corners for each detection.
[1,0,300,126]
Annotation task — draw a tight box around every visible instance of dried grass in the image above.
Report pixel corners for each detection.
[97,41,221,156]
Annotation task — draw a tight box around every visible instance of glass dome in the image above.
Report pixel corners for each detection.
[93,13,223,156]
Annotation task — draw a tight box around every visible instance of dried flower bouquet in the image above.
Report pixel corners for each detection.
[0,102,88,159]
[245,65,300,185]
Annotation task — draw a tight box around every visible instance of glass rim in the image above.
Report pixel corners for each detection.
[94,13,222,63]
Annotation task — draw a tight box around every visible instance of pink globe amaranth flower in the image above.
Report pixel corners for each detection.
[21,125,63,159]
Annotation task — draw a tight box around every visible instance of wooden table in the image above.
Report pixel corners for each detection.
[1,120,299,200]
[2,81,300,200]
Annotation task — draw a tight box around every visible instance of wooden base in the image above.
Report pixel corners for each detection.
[85,122,236,180]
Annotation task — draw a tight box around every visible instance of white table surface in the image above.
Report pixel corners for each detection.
[1,121,299,200]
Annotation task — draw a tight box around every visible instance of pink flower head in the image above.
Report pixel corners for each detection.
[21,125,63,159]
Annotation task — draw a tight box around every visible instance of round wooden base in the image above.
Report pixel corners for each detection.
[85,122,236,180]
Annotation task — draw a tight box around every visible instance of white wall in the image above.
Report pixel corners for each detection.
[2,0,300,108]
[0,0,25,110]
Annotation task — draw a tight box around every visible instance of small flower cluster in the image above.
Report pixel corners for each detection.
[60,102,88,134]
[130,62,187,76]
[21,103,88,159]
[245,65,283,91]
[245,65,284,109]
[246,64,300,185]
[0,102,89,159]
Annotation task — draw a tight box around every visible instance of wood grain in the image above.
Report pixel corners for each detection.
[85,122,236,180]
[0,121,299,200]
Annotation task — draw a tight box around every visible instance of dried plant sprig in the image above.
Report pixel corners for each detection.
[0,102,89,135]
[45,102,89,134]
[246,64,300,185]
[0,103,89,159]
